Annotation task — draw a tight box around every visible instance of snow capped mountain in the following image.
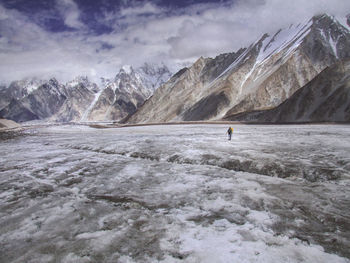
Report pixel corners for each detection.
[54,77,98,122]
[113,65,151,97]
[111,63,172,98]
[126,14,350,124]
[0,63,171,122]
[84,63,172,121]
[18,78,47,95]
[0,78,46,106]
[2,14,349,124]
[0,78,66,122]
[0,77,99,122]
[66,76,100,93]
[138,62,173,93]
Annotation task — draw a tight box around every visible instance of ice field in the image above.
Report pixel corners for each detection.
[0,124,350,262]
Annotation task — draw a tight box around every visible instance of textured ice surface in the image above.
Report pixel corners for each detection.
[0,124,350,262]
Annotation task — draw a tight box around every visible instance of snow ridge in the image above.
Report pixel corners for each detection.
[80,89,104,122]
[256,19,313,64]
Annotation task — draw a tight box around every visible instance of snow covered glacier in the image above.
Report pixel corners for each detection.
[0,124,350,262]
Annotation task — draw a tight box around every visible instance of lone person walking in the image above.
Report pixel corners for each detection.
[227,126,233,140]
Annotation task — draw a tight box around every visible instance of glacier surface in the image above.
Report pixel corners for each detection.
[0,124,350,262]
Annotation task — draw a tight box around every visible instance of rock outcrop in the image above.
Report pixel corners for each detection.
[0,118,21,130]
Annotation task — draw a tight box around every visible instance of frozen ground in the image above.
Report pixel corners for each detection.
[0,124,350,263]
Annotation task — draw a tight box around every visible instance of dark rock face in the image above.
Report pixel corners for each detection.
[0,79,66,122]
[115,99,137,116]
[200,49,246,83]
[0,79,44,110]
[301,15,350,67]
[54,83,95,122]
[170,68,188,81]
[0,99,39,122]
[183,91,230,121]
[224,60,350,123]
[23,79,67,119]
[3,82,29,100]
[0,86,11,110]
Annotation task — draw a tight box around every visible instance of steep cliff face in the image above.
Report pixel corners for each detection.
[224,60,350,123]
[0,79,66,122]
[126,14,350,124]
[0,86,11,111]
[87,64,172,121]
[53,79,96,122]
[0,79,45,111]
[0,99,39,122]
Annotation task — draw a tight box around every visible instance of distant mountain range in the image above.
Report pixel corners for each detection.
[0,63,172,122]
[1,14,350,124]
[126,14,350,124]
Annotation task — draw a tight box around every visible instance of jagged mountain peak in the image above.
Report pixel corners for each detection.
[40,78,66,97]
[9,77,46,96]
[224,13,349,74]
[139,62,170,77]
[311,13,350,33]
[126,13,350,124]
[112,63,172,94]
[66,76,100,93]
[75,62,173,122]
[47,78,65,89]
[1,61,172,123]
[48,78,59,84]
[312,13,349,26]
[195,56,208,65]
[67,75,89,85]
[114,65,139,85]
[112,66,144,94]
[121,65,133,74]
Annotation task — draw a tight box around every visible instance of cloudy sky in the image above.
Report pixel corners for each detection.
[0,0,349,84]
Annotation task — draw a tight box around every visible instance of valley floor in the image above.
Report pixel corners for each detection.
[0,124,350,262]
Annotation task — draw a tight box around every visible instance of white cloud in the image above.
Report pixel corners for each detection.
[120,2,162,17]
[0,5,9,20]
[0,0,350,85]
[56,0,85,29]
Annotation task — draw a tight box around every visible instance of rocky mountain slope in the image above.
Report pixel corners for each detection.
[0,64,171,122]
[0,78,45,110]
[224,59,350,123]
[84,64,172,121]
[0,79,66,122]
[53,77,97,122]
[126,14,350,124]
